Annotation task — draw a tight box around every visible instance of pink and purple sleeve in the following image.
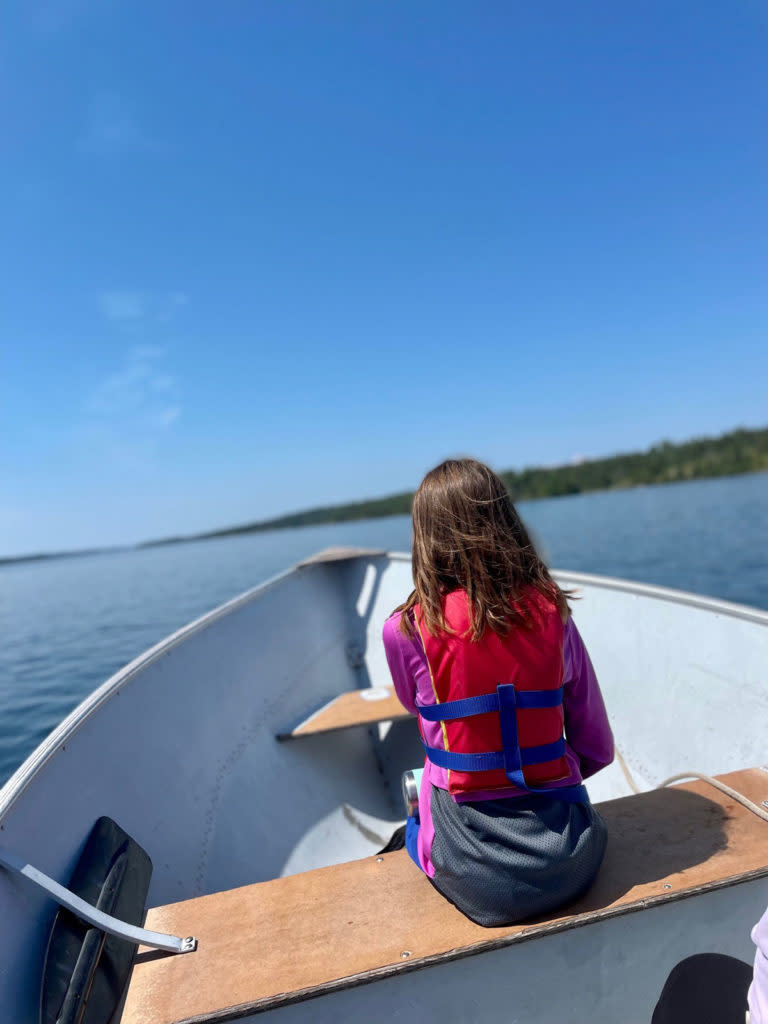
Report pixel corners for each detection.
[562,618,614,779]
[382,613,423,715]
[382,611,440,876]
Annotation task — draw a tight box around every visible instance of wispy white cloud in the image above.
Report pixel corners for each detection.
[158,292,189,322]
[86,347,182,433]
[148,373,175,393]
[151,405,182,427]
[100,290,147,321]
[99,291,189,323]
[131,344,166,360]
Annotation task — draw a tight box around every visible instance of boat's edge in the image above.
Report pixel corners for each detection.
[297,547,390,566]
[0,563,301,818]
[553,568,768,625]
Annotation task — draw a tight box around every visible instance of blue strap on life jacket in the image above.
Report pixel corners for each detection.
[417,683,588,805]
[416,686,564,721]
[422,738,566,772]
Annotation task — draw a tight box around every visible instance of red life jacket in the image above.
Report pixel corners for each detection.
[414,587,573,798]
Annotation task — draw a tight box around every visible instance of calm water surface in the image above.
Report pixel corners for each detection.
[1,472,766,784]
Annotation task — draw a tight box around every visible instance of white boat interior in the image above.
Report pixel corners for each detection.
[1,549,767,1023]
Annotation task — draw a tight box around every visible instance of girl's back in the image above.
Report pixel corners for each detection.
[384,458,614,926]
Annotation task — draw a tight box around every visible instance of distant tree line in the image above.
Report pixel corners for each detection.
[164,424,768,546]
[500,426,768,501]
[3,425,766,564]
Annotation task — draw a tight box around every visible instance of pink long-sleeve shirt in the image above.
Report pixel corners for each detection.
[383,611,614,877]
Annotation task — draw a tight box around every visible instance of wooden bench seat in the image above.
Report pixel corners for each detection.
[276,686,411,739]
[121,768,768,1024]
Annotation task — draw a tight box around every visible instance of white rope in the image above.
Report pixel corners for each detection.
[615,748,643,794]
[656,772,768,824]
[615,746,768,824]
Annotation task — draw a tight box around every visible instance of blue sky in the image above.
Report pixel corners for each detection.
[2,1,767,556]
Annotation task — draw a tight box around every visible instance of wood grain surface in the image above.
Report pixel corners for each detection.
[284,687,411,737]
[121,768,768,1024]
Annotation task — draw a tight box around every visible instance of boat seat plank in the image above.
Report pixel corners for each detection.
[121,768,768,1024]
[277,686,411,739]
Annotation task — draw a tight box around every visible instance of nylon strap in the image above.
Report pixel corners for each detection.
[416,686,563,721]
[423,738,566,772]
[498,682,524,786]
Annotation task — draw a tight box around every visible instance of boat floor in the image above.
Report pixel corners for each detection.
[121,768,768,1024]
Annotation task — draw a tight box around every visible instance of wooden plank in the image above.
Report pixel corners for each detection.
[278,687,411,739]
[121,768,768,1024]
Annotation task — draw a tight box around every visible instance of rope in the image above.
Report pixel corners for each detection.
[615,747,643,794]
[615,747,768,823]
[657,772,768,824]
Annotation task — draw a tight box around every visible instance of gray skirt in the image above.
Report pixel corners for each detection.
[429,784,607,927]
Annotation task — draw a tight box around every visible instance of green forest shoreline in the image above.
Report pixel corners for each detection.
[3,425,767,566]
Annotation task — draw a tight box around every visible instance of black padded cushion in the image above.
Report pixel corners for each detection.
[40,816,152,1024]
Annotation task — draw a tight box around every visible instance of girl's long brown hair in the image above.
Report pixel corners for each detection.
[395,458,572,640]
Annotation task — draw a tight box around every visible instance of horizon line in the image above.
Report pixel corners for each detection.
[2,423,766,566]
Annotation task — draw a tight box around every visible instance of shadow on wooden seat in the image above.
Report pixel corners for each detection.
[563,786,729,915]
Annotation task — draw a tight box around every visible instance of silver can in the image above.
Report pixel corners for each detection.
[401,767,423,817]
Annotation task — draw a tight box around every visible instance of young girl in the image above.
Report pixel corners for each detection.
[383,458,614,926]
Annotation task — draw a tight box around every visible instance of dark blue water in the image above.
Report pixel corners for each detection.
[1,472,766,784]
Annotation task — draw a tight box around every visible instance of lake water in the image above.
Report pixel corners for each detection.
[1,472,766,785]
